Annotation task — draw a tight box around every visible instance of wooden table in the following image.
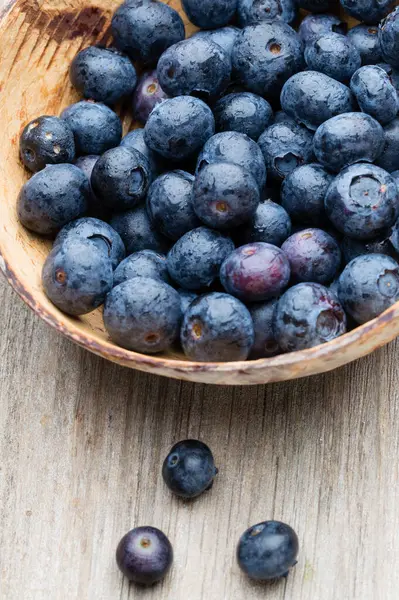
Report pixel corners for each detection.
[1,273,399,600]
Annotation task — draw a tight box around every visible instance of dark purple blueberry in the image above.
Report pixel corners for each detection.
[248,299,281,358]
[132,70,169,124]
[54,217,125,270]
[19,116,75,173]
[116,526,173,585]
[113,250,169,287]
[70,46,137,105]
[196,132,266,191]
[350,66,398,125]
[181,292,254,361]
[182,0,237,28]
[235,201,292,247]
[110,206,171,256]
[375,118,399,173]
[213,93,273,141]
[193,162,260,230]
[281,71,356,132]
[313,112,385,173]
[120,129,161,179]
[274,283,347,352]
[111,0,185,66]
[281,163,333,226]
[220,243,290,302]
[338,253,399,324]
[17,164,89,236]
[178,289,198,314]
[347,24,382,65]
[162,439,218,498]
[42,237,113,316]
[325,163,399,240]
[191,27,240,60]
[298,14,347,46]
[91,147,151,211]
[237,0,297,26]
[258,121,314,182]
[305,33,361,83]
[104,276,181,353]
[167,227,235,290]
[379,7,399,68]
[341,232,396,264]
[282,228,341,284]
[237,521,299,580]
[146,170,200,241]
[342,0,394,25]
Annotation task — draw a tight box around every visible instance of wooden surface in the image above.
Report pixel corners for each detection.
[2,274,399,600]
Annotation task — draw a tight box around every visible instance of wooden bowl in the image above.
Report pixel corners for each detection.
[1,0,399,385]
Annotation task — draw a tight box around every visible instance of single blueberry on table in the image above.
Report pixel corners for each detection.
[234,200,292,247]
[162,440,218,499]
[298,14,347,46]
[341,232,396,264]
[20,116,75,173]
[132,70,169,124]
[182,0,237,29]
[111,0,185,66]
[113,250,169,287]
[338,253,399,324]
[281,163,333,226]
[116,526,173,585]
[281,71,355,131]
[17,164,89,236]
[248,299,281,359]
[350,66,398,125]
[110,206,171,256]
[220,242,291,302]
[120,129,161,179]
[213,93,273,141]
[237,0,297,27]
[282,228,341,284]
[104,276,182,353]
[193,162,260,230]
[274,283,347,352]
[61,101,122,156]
[147,170,200,241]
[347,24,382,65]
[181,292,254,362]
[341,0,394,25]
[191,27,240,60]
[144,96,215,162]
[313,112,385,173]
[375,118,399,173]
[91,147,151,212]
[305,33,361,83]
[42,237,113,316]
[178,289,198,314]
[70,46,137,105]
[237,521,299,580]
[167,227,235,291]
[325,163,399,240]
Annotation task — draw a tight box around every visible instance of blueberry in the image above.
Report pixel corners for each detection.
[281,71,355,131]
[111,0,185,66]
[162,439,218,498]
[379,6,399,67]
[61,101,122,155]
[237,0,297,26]
[341,0,394,25]
[110,206,170,255]
[375,118,399,172]
[70,46,137,105]
[178,289,198,314]
[347,24,382,65]
[281,163,333,226]
[213,93,273,141]
[313,112,385,173]
[116,526,173,585]
[392,170,399,186]
[113,250,169,287]
[42,237,113,315]
[258,121,314,182]
[144,97,215,161]
[193,162,260,231]
[104,276,181,353]
[232,22,303,99]
[389,218,399,252]
[54,217,125,270]
[338,253,399,324]
[20,116,75,173]
[237,521,299,580]
[235,200,292,247]
[220,243,290,302]
[181,292,254,361]
[196,132,266,191]
[191,27,240,60]
[120,129,161,178]
[74,155,103,217]
[282,228,341,284]
[17,164,89,236]
[325,163,399,240]
[147,170,199,241]
[377,62,399,93]
[248,299,281,358]
[305,33,361,83]
[182,0,237,28]
[341,232,396,264]
[167,227,235,290]
[297,0,331,11]
[274,283,347,352]
[298,14,347,46]
[132,70,169,124]
[157,37,231,102]
[350,66,398,125]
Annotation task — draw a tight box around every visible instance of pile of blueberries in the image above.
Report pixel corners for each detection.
[17,0,399,362]
[116,439,299,585]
